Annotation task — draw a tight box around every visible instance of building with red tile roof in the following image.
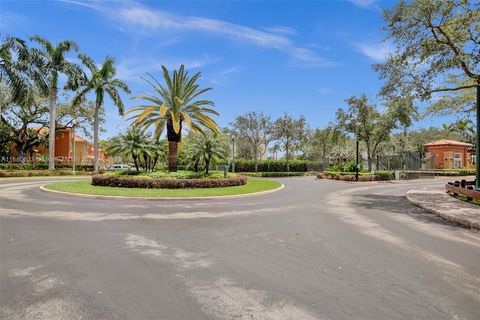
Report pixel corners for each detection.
[424,139,475,170]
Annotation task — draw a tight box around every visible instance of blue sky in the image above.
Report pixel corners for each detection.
[2,0,448,138]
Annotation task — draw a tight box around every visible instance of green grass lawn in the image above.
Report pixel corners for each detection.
[43,179,282,198]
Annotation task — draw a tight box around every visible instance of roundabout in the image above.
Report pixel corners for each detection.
[1,176,480,319]
[40,178,284,200]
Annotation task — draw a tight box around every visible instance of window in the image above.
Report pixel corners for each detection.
[454,153,462,169]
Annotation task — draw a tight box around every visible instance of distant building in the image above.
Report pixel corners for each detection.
[424,139,475,170]
[7,127,112,167]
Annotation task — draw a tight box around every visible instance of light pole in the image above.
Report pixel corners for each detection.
[72,120,77,175]
[355,140,359,182]
[476,85,479,190]
[231,136,235,173]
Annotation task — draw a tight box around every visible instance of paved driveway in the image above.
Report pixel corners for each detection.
[1,177,479,320]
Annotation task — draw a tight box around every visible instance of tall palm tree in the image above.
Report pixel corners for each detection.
[189,133,228,174]
[30,35,85,170]
[72,55,130,171]
[127,65,220,172]
[0,37,31,110]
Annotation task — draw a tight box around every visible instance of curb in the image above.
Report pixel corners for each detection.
[405,191,480,230]
[39,183,285,201]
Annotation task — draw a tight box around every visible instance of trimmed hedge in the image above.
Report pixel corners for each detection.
[318,170,394,181]
[0,170,92,177]
[92,174,248,189]
[240,172,306,177]
[233,159,323,172]
[0,163,95,171]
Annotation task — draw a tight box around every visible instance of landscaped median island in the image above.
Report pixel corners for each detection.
[41,170,283,198]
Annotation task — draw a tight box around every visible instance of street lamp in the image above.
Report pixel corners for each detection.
[72,120,77,175]
[231,136,235,173]
[475,85,480,190]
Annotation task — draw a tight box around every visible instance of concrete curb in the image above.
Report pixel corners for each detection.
[39,183,285,201]
[405,190,480,230]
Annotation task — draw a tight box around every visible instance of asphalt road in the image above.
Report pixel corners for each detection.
[1,176,479,320]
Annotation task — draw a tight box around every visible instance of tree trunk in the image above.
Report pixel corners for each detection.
[48,87,57,170]
[132,155,139,172]
[205,156,210,174]
[166,119,181,172]
[93,105,100,172]
[168,141,178,172]
[194,159,199,172]
[143,154,148,172]
[153,157,158,171]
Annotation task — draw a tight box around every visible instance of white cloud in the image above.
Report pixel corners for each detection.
[317,87,335,94]
[116,54,221,82]
[0,11,27,30]
[62,0,336,68]
[354,42,394,62]
[263,25,297,36]
[348,0,378,7]
[208,66,241,85]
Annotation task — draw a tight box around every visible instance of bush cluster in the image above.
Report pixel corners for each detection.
[0,163,95,171]
[92,174,248,189]
[108,170,237,179]
[0,170,92,177]
[240,172,306,177]
[317,170,394,181]
[438,169,475,176]
[233,160,323,172]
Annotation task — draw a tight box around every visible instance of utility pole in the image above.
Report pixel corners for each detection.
[231,137,235,173]
[476,85,479,190]
[72,120,77,175]
[355,140,359,182]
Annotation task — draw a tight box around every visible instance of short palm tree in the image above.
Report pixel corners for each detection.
[30,35,85,170]
[108,127,149,172]
[127,65,220,172]
[72,55,130,171]
[189,133,228,174]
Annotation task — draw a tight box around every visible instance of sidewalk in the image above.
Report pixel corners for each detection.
[406,189,480,230]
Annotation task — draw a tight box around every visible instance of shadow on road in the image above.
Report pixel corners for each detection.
[349,193,466,230]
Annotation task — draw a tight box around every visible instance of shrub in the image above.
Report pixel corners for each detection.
[374,171,395,181]
[0,170,92,177]
[91,174,248,189]
[232,159,323,172]
[0,163,95,171]
[240,172,306,177]
[107,170,237,179]
[317,170,394,181]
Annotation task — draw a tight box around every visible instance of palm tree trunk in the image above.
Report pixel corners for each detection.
[132,155,139,172]
[93,104,100,172]
[168,140,178,172]
[48,87,57,170]
[205,156,210,174]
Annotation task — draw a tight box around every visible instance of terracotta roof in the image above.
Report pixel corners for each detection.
[424,139,474,147]
[74,135,87,142]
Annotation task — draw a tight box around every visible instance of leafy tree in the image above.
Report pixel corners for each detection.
[337,95,400,171]
[30,35,85,170]
[0,93,49,161]
[374,0,479,102]
[127,65,220,172]
[272,113,307,171]
[188,133,228,174]
[72,55,130,171]
[308,124,340,168]
[444,119,476,144]
[230,111,272,172]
